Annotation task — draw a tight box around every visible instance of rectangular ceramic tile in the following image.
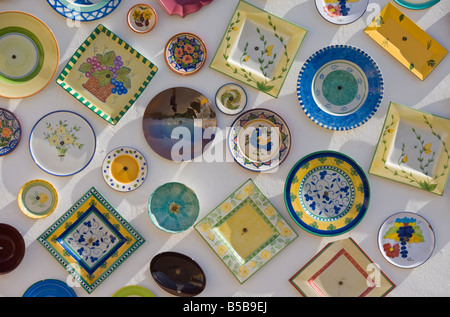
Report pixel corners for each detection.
[209,0,307,98]
[57,24,158,125]
[369,102,450,195]
[364,2,447,80]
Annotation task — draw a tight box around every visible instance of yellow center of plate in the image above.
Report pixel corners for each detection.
[111,155,139,184]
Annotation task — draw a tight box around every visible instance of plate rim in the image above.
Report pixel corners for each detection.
[46,0,122,21]
[394,0,440,9]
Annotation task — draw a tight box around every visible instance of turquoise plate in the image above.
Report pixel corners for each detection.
[394,0,440,10]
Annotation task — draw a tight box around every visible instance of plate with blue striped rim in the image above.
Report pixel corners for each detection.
[47,0,122,21]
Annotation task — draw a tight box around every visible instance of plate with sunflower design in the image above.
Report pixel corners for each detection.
[18,179,58,219]
[285,151,370,236]
[164,33,207,75]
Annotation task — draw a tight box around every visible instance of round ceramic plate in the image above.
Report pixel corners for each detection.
[148,182,199,233]
[378,212,435,269]
[297,45,383,131]
[158,0,214,18]
[0,223,25,274]
[18,179,58,219]
[47,0,122,21]
[285,151,370,236]
[394,0,440,9]
[165,33,207,75]
[315,0,370,25]
[102,147,148,192]
[127,4,157,34]
[215,83,247,115]
[228,108,291,172]
[142,87,217,162]
[112,285,156,297]
[0,108,21,156]
[23,279,77,297]
[29,110,96,177]
[0,11,59,99]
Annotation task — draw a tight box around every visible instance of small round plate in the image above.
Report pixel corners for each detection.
[113,285,156,297]
[228,108,291,172]
[148,182,199,233]
[150,251,206,297]
[127,4,157,34]
[0,11,59,99]
[18,179,58,219]
[394,0,440,10]
[0,223,25,274]
[315,0,369,25]
[0,108,21,156]
[297,45,383,131]
[285,151,370,236]
[23,279,77,297]
[29,110,96,177]
[47,0,122,22]
[102,147,148,192]
[378,212,435,269]
[215,83,247,115]
[165,33,207,75]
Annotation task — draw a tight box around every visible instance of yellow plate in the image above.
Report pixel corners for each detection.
[18,179,58,219]
[364,2,447,80]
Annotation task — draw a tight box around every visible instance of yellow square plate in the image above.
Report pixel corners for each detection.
[364,2,447,80]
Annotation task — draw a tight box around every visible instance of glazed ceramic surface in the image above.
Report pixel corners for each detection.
[0,223,25,274]
[297,45,383,131]
[215,83,247,115]
[394,0,440,9]
[29,111,96,177]
[47,0,122,21]
[195,179,297,284]
[23,279,77,297]
[378,212,435,269]
[369,102,450,196]
[112,285,155,297]
[38,187,145,294]
[0,108,21,156]
[148,182,199,233]
[365,3,447,80]
[102,147,148,192]
[142,87,217,162]
[289,238,396,297]
[18,179,58,219]
[315,0,369,25]
[229,108,291,172]
[57,24,158,125]
[210,0,307,98]
[127,4,157,34]
[165,33,207,75]
[158,0,213,18]
[285,151,370,236]
[0,11,59,99]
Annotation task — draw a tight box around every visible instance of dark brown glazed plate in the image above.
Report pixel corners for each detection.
[0,223,25,274]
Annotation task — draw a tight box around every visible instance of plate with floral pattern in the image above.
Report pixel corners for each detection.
[0,108,21,156]
[29,110,96,177]
[315,0,369,25]
[47,0,122,21]
[394,0,440,10]
[165,33,207,75]
[215,83,247,115]
[297,45,383,131]
[285,151,370,236]
[195,178,297,284]
[127,4,157,34]
[18,179,58,219]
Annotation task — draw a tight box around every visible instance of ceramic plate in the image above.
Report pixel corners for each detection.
[285,151,369,236]
[369,102,450,195]
[297,45,383,131]
[29,110,96,177]
[47,0,122,21]
[158,0,213,18]
[127,4,157,34]
[394,0,440,10]
[210,0,308,98]
[289,238,396,297]
[0,11,59,99]
[38,187,145,294]
[0,108,21,156]
[23,279,77,297]
[215,83,247,115]
[315,0,369,25]
[18,179,58,219]
[165,33,207,75]
[102,147,148,192]
[112,285,156,297]
[142,87,217,162]
[57,24,158,126]
[365,2,447,80]
[228,108,291,172]
[195,179,297,284]
[148,182,199,233]
[378,212,435,269]
[0,223,25,274]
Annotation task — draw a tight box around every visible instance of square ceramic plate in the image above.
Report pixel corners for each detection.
[38,187,145,294]
[209,0,307,98]
[364,2,447,80]
[57,24,158,125]
[369,102,450,196]
[195,178,297,284]
[289,238,395,297]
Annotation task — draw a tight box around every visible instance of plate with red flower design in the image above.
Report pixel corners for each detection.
[164,33,207,75]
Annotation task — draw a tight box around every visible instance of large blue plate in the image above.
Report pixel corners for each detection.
[23,279,77,297]
[47,0,121,21]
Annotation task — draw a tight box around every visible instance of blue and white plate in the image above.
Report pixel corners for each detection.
[0,108,21,156]
[47,0,122,21]
[297,45,383,131]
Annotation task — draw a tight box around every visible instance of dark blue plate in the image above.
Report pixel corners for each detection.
[23,279,77,297]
